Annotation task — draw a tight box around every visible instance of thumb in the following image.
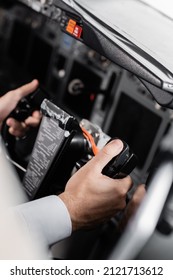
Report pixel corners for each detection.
[91,139,124,171]
[0,80,39,121]
[11,79,39,101]
[5,80,39,107]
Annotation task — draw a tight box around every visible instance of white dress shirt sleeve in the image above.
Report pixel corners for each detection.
[14,195,72,249]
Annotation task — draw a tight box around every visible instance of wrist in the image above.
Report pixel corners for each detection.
[59,192,79,232]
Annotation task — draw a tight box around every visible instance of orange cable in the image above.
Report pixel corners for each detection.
[81,127,99,156]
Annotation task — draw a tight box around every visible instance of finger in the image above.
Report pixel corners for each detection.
[25,110,42,127]
[25,117,41,127]
[6,118,21,128]
[9,125,28,137]
[31,111,42,119]
[6,118,28,137]
[2,80,39,118]
[125,184,146,216]
[130,184,146,208]
[7,79,39,103]
[90,139,124,171]
[118,184,146,231]
[118,175,133,192]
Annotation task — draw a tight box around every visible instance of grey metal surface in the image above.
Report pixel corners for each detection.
[75,0,173,75]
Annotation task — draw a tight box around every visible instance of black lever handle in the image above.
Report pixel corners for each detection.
[102,139,137,179]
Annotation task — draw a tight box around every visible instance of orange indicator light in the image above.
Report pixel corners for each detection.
[66,19,77,34]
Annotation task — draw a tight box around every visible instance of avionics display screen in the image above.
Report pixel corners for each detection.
[107,92,162,169]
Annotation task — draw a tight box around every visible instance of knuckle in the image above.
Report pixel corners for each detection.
[119,199,126,210]
[123,175,133,187]
[117,186,127,199]
[131,186,146,206]
[127,175,133,185]
[121,188,127,198]
[131,195,138,207]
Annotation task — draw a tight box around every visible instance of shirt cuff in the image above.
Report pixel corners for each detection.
[14,195,72,247]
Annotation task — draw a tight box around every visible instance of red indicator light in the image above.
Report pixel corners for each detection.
[90,94,95,102]
[73,25,83,38]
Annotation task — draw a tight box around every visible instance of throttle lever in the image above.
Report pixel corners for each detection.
[102,139,137,179]
[8,87,48,122]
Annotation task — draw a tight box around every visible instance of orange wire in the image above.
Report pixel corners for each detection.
[81,127,99,156]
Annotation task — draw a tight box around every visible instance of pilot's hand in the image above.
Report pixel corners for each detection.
[0,79,42,137]
[59,139,133,231]
[6,110,42,138]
